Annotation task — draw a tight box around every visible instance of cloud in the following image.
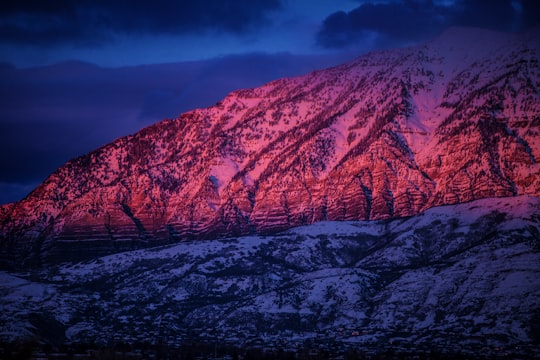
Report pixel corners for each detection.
[317,0,540,48]
[0,0,284,46]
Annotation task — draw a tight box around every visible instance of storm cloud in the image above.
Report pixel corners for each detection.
[0,0,283,46]
[317,0,540,48]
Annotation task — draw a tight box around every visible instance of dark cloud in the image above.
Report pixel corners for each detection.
[0,0,283,46]
[317,0,540,48]
[0,52,349,204]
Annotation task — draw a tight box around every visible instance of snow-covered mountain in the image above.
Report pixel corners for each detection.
[1,27,540,265]
[1,196,539,356]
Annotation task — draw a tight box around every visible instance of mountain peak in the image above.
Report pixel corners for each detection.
[1,27,539,266]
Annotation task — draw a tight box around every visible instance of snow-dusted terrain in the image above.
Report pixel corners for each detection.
[0,26,539,357]
[1,196,539,356]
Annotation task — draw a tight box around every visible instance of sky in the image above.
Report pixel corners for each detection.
[1,0,539,205]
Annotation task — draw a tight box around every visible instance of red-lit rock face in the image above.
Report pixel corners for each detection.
[1,27,539,263]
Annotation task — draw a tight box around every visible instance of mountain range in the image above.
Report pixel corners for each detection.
[1,195,539,356]
[1,27,539,266]
[0,26,540,356]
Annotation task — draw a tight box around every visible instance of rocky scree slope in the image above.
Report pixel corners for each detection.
[1,27,539,265]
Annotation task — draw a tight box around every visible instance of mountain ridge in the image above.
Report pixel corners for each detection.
[1,26,539,265]
[1,195,539,355]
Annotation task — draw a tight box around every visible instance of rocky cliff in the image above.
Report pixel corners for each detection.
[1,27,539,265]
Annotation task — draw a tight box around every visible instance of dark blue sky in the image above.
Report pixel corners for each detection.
[1,0,539,204]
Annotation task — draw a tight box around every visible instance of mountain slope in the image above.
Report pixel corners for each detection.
[1,196,539,356]
[1,27,539,265]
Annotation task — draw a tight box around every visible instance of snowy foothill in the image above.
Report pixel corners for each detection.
[1,196,539,357]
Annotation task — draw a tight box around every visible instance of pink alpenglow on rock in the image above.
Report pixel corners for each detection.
[1,27,539,265]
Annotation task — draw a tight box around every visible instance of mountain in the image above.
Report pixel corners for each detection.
[1,196,539,356]
[1,27,540,266]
